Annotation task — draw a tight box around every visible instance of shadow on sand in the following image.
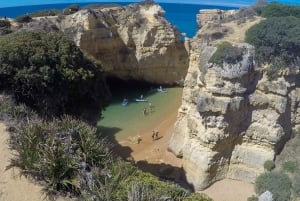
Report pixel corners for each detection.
[98,125,194,191]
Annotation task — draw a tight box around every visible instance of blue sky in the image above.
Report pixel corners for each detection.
[0,0,300,8]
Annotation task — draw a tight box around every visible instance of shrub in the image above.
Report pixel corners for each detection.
[183,193,213,201]
[0,20,10,28]
[209,41,244,66]
[15,15,32,23]
[0,27,12,35]
[282,161,298,173]
[255,172,291,201]
[10,115,112,195]
[247,195,258,201]
[293,176,300,197]
[27,9,61,17]
[264,160,275,171]
[210,32,224,40]
[63,4,80,15]
[0,31,109,116]
[260,2,300,18]
[245,16,300,79]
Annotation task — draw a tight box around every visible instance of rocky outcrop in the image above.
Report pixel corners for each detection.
[60,3,189,84]
[169,10,299,190]
[15,3,189,85]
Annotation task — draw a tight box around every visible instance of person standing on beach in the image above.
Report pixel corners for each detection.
[155,130,159,140]
[148,102,153,113]
[152,130,155,141]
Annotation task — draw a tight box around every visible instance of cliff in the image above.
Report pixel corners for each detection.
[14,3,189,85]
[59,3,189,84]
[169,9,300,190]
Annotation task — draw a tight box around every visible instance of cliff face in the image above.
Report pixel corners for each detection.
[59,3,189,84]
[169,9,300,190]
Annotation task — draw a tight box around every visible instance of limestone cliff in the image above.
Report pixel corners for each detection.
[169,9,300,190]
[15,3,189,84]
[60,3,189,84]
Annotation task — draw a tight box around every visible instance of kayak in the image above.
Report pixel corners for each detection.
[157,88,167,93]
[135,99,147,102]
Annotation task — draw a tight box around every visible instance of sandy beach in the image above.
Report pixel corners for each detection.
[112,108,256,201]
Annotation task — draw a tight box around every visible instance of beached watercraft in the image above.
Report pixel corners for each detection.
[156,88,167,93]
[135,98,147,102]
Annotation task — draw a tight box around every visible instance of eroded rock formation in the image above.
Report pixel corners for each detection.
[15,3,189,84]
[169,9,300,190]
[60,3,189,84]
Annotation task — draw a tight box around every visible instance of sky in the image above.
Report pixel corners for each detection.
[0,0,300,8]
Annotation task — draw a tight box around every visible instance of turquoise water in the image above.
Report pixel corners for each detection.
[97,87,182,141]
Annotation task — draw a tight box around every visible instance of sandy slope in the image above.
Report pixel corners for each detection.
[0,123,68,201]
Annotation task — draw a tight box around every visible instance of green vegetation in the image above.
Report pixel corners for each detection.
[15,15,32,23]
[0,31,109,116]
[27,9,61,17]
[264,160,275,171]
[259,2,300,18]
[245,16,300,79]
[282,161,298,173]
[209,41,244,66]
[0,19,12,36]
[0,20,10,28]
[293,176,300,198]
[255,172,291,201]
[247,195,258,201]
[63,4,81,15]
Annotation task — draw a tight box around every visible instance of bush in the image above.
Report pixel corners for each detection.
[15,15,32,23]
[63,4,80,15]
[27,9,61,17]
[183,193,213,201]
[245,16,300,78]
[210,32,224,40]
[209,41,244,66]
[264,160,275,171]
[0,20,10,28]
[10,115,112,194]
[255,172,291,201]
[260,2,300,18]
[0,31,110,116]
[293,176,300,197]
[247,195,258,201]
[282,161,298,173]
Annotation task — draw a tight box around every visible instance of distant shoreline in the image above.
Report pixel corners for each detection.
[0,2,238,18]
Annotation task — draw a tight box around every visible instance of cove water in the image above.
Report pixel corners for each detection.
[97,87,183,141]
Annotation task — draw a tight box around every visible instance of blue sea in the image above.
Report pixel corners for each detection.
[0,0,299,38]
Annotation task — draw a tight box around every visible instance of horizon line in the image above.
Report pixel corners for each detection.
[0,0,300,9]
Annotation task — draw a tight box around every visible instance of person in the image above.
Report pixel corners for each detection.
[148,102,153,113]
[155,130,159,140]
[140,94,144,100]
[152,130,155,141]
[143,108,147,116]
[159,85,163,90]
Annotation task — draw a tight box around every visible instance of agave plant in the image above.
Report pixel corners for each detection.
[41,136,80,194]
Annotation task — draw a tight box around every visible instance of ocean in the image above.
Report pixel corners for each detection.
[0,0,299,37]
